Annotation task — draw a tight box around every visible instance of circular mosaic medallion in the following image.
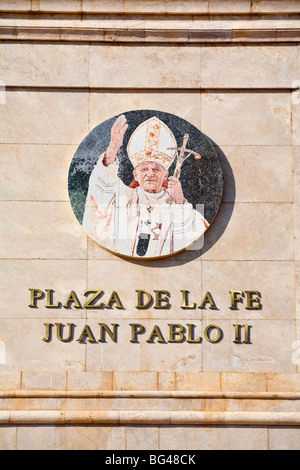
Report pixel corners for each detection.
[68,109,223,259]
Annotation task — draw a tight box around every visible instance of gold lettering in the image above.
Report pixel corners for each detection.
[245,291,261,310]
[180,290,196,309]
[130,323,146,343]
[168,324,185,343]
[55,323,74,342]
[204,324,222,343]
[199,291,217,309]
[84,290,104,309]
[42,323,53,341]
[29,288,44,307]
[233,323,242,344]
[146,325,166,343]
[135,290,152,309]
[229,290,244,309]
[233,324,252,344]
[63,291,82,309]
[154,290,170,309]
[105,291,123,309]
[99,323,118,343]
[45,289,60,308]
[242,324,251,344]
[77,324,97,343]
[186,324,202,343]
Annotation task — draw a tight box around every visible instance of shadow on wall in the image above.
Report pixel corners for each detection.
[127,137,236,268]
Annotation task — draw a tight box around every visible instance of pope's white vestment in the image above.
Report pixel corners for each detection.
[82,154,209,258]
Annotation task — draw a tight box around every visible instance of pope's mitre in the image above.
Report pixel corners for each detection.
[127,116,177,170]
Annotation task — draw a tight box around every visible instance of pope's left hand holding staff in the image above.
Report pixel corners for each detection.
[82,114,209,258]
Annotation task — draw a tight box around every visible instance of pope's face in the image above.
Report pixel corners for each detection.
[134,161,168,193]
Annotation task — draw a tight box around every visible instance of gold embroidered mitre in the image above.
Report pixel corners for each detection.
[127,116,177,170]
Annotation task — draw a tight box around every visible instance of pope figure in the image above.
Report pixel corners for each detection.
[82,114,209,258]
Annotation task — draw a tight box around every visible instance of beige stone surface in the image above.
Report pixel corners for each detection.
[21,371,66,390]
[251,1,300,13]
[0,90,89,145]
[222,372,267,391]
[209,0,251,12]
[0,144,75,202]
[86,258,202,319]
[201,92,291,146]
[201,202,293,261]
[0,202,87,259]
[90,45,201,89]
[201,45,297,89]
[85,320,204,372]
[221,145,293,202]
[296,262,300,319]
[202,320,297,373]
[0,0,31,10]
[39,0,82,12]
[126,426,159,450]
[293,94,300,146]
[0,371,20,391]
[294,147,300,203]
[89,91,201,132]
[201,261,294,319]
[267,373,300,392]
[158,372,176,391]
[0,319,86,372]
[68,371,113,390]
[295,204,300,260]
[83,0,124,13]
[113,372,158,390]
[0,260,87,319]
[268,427,300,450]
[159,425,268,450]
[0,427,16,450]
[16,425,61,450]
[176,372,221,391]
[0,43,89,87]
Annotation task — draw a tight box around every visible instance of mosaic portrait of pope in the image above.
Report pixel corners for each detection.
[81,114,211,258]
[68,109,223,259]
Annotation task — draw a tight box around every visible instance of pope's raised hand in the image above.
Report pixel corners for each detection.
[104,115,128,164]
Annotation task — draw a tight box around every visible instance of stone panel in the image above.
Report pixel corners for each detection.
[201,92,291,146]
[159,425,268,450]
[0,144,76,202]
[0,90,89,145]
[0,43,89,87]
[89,91,201,132]
[0,202,87,259]
[86,258,202,319]
[221,145,292,203]
[126,426,159,450]
[202,320,297,373]
[268,428,300,450]
[90,45,201,89]
[0,319,86,372]
[293,93,300,146]
[294,147,300,203]
[201,203,293,261]
[201,261,294,320]
[201,45,297,89]
[0,260,87,319]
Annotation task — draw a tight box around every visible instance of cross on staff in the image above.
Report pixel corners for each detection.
[168,133,201,179]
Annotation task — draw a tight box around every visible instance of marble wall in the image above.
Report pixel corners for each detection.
[0,0,299,450]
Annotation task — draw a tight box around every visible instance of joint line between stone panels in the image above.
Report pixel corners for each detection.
[3,86,295,93]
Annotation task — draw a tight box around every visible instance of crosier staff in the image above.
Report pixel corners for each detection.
[166,133,201,203]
